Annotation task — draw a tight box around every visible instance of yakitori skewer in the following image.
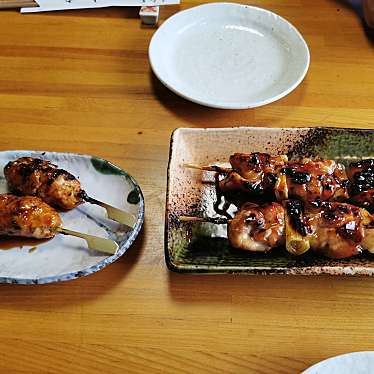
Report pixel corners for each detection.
[4,157,136,228]
[180,200,374,259]
[185,152,351,208]
[0,194,118,255]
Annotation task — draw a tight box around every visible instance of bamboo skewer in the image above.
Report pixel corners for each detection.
[56,227,118,255]
[183,163,232,173]
[80,192,136,228]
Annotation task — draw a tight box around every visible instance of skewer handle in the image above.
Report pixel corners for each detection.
[179,216,229,224]
[57,227,118,255]
[82,194,136,228]
[183,163,232,173]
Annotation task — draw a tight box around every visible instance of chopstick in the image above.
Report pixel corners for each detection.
[0,0,37,9]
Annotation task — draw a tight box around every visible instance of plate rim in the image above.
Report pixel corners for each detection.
[0,150,145,285]
[149,2,310,109]
[301,351,374,373]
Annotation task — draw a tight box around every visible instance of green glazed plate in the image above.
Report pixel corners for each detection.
[165,126,374,275]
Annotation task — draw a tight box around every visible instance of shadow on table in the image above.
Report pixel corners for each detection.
[0,222,145,310]
[149,71,308,127]
[335,0,374,44]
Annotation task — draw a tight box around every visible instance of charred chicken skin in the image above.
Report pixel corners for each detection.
[309,202,371,259]
[4,157,83,210]
[217,153,350,208]
[228,152,287,195]
[0,194,62,239]
[275,158,350,207]
[347,159,374,210]
[225,200,374,259]
[284,200,373,259]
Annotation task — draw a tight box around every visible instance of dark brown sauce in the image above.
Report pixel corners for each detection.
[280,167,312,184]
[46,169,77,186]
[214,172,233,219]
[0,236,51,250]
[285,199,309,236]
[350,159,374,169]
[18,158,46,178]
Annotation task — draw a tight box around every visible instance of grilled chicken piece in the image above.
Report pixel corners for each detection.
[284,200,373,259]
[216,153,288,210]
[229,152,288,196]
[4,157,83,210]
[217,171,263,209]
[347,159,374,210]
[309,202,373,259]
[275,158,349,207]
[228,202,285,252]
[0,194,62,238]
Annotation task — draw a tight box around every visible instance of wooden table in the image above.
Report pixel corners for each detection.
[0,1,374,373]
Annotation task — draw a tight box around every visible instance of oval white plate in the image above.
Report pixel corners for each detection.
[149,2,310,109]
[0,151,144,284]
[302,352,374,374]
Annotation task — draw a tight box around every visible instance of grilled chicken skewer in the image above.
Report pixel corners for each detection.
[4,157,136,228]
[186,152,350,209]
[187,153,287,199]
[0,194,118,255]
[180,200,374,259]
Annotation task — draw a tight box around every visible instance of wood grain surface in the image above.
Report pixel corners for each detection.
[0,1,374,373]
[0,1,36,10]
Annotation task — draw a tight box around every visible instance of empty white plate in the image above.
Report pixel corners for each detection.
[149,3,310,109]
[302,352,374,374]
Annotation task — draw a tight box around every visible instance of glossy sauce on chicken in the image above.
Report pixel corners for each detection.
[276,158,350,207]
[229,152,287,194]
[228,202,285,252]
[216,154,350,212]
[285,200,373,259]
[0,194,62,239]
[348,159,374,210]
[203,153,374,259]
[4,157,83,210]
[216,153,288,211]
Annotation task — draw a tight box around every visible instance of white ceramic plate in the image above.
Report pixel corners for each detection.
[0,151,144,284]
[302,352,374,374]
[149,2,310,109]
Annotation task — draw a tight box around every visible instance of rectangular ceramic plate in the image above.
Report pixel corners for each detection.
[165,126,374,276]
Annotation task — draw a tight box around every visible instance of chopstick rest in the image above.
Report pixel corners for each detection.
[139,6,159,25]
